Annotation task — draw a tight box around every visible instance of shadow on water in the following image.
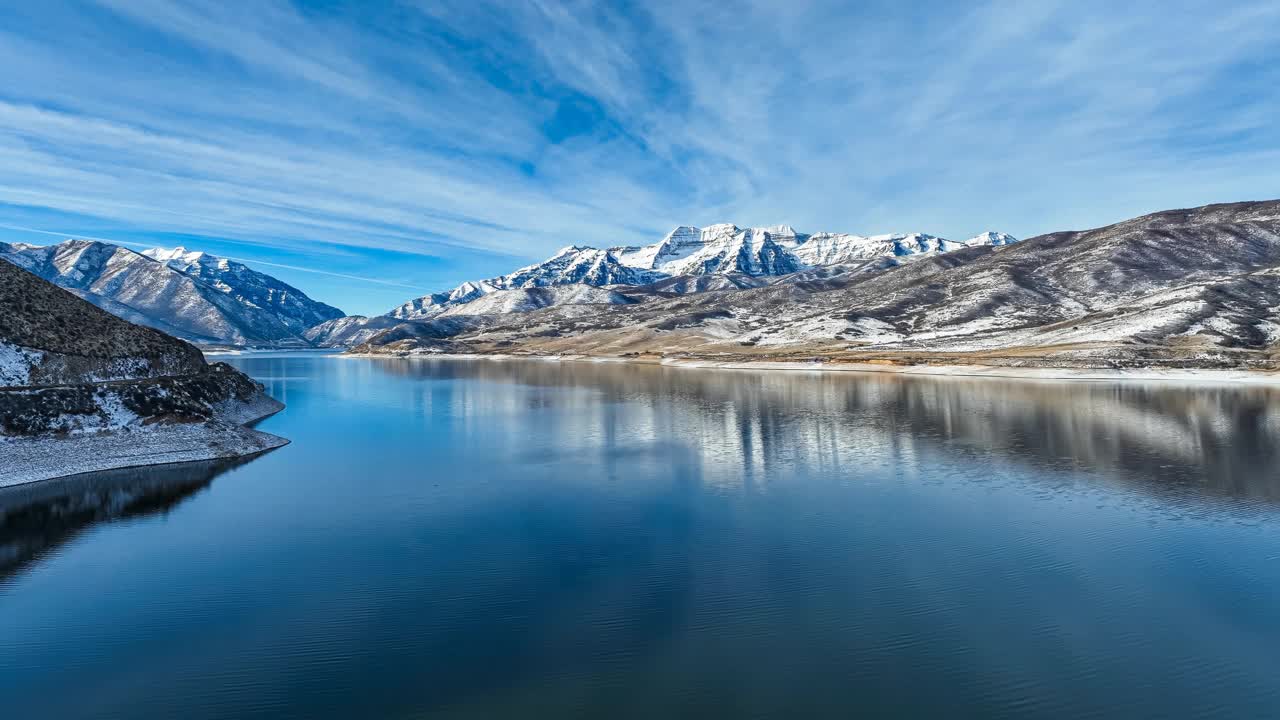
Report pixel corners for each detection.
[0,456,253,584]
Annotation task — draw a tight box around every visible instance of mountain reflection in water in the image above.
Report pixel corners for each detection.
[365,358,1280,506]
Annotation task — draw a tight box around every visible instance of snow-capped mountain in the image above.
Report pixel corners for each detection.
[502,246,661,288]
[610,224,1016,275]
[379,223,1017,323]
[612,224,805,276]
[388,247,656,320]
[144,247,343,333]
[0,240,342,347]
[437,285,637,317]
[388,281,495,321]
[351,199,1280,369]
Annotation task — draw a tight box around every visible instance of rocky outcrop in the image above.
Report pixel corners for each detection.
[0,259,287,485]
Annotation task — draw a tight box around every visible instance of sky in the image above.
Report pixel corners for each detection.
[1,0,1278,316]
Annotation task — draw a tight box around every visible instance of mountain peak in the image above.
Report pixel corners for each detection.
[144,246,207,264]
[964,231,1018,246]
[552,244,597,257]
[763,224,800,238]
[703,223,741,234]
[57,238,114,250]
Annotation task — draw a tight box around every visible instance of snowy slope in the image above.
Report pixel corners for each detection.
[500,246,661,288]
[304,315,403,348]
[0,240,341,346]
[387,247,657,321]
[614,224,803,276]
[144,247,343,332]
[436,285,635,317]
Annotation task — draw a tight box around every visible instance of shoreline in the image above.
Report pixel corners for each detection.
[344,351,1280,384]
[0,404,289,489]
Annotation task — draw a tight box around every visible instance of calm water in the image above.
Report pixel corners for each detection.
[3,355,1280,719]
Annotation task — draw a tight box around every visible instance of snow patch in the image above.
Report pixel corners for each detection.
[94,390,140,429]
[0,423,288,488]
[84,356,152,383]
[0,342,42,387]
[752,314,851,346]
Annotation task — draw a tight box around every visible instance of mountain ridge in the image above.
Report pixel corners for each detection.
[348,199,1280,371]
[378,223,1018,324]
[0,240,342,347]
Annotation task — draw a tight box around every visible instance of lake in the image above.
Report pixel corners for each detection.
[3,354,1280,719]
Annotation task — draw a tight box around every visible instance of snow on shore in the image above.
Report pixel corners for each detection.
[345,351,1280,384]
[659,358,1280,384]
[0,421,287,488]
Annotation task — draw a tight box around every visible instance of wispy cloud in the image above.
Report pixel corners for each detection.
[0,0,1277,281]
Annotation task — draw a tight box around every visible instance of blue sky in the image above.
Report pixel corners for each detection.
[1,0,1278,316]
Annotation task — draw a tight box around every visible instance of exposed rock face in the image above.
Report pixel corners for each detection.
[613,224,805,277]
[0,240,342,347]
[0,362,275,436]
[350,200,1280,371]
[0,259,287,484]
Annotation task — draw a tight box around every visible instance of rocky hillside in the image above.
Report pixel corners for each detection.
[0,254,206,386]
[350,200,1280,371]
[1,259,287,484]
[0,240,342,347]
